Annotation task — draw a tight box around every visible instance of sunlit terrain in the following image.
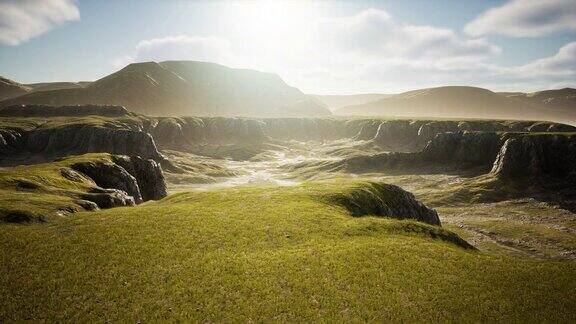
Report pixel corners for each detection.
[1,0,575,321]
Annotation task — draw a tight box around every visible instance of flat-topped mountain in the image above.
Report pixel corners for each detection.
[336,86,575,122]
[1,61,330,117]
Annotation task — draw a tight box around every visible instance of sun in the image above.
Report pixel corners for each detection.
[223,0,320,50]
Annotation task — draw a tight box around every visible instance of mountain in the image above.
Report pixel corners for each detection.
[1,61,330,117]
[26,81,90,93]
[312,93,391,111]
[501,88,576,113]
[0,76,31,101]
[336,86,575,122]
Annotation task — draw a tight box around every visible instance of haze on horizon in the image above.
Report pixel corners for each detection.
[0,0,575,95]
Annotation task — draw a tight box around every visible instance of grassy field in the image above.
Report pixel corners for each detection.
[1,181,575,322]
[0,153,116,222]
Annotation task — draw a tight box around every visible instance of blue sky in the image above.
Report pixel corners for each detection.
[0,0,574,94]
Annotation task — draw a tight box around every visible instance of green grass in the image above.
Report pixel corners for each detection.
[0,153,113,222]
[1,181,575,322]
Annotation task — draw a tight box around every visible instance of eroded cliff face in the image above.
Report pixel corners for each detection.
[113,155,167,201]
[491,135,576,181]
[151,117,268,150]
[27,126,164,160]
[71,155,167,209]
[342,131,504,173]
[2,104,574,164]
[421,132,502,166]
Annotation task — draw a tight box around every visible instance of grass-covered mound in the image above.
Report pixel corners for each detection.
[0,153,167,222]
[0,153,113,222]
[1,181,575,322]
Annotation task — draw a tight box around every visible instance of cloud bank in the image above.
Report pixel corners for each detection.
[0,0,79,46]
[116,7,575,93]
[317,9,500,62]
[465,0,576,37]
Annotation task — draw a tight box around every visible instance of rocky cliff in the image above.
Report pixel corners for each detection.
[491,134,576,181]
[342,131,504,173]
[26,125,164,161]
[0,123,166,167]
[71,155,167,208]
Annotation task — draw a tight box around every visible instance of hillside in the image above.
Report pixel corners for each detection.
[2,177,575,321]
[1,61,330,117]
[26,81,89,93]
[312,93,391,111]
[501,88,576,113]
[0,76,31,101]
[336,86,575,122]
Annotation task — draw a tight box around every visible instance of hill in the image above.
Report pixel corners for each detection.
[336,86,575,122]
[1,61,330,117]
[1,175,575,321]
[0,76,31,101]
[312,93,391,111]
[501,88,576,113]
[25,81,89,93]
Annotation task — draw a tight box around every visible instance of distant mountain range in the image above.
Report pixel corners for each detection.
[0,61,330,117]
[2,62,574,122]
[329,86,575,123]
[311,93,392,111]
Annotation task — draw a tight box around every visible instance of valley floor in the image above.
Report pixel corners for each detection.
[163,140,576,261]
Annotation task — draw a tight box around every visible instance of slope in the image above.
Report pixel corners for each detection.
[1,61,330,117]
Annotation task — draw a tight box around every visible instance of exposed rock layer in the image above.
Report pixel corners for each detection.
[326,182,441,225]
[491,135,576,181]
[71,155,167,209]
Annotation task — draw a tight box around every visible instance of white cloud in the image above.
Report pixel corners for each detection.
[317,9,500,62]
[113,8,575,93]
[113,35,235,68]
[0,0,79,45]
[518,41,576,75]
[465,0,576,37]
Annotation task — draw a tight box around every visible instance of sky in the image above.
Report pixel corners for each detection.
[0,0,574,94]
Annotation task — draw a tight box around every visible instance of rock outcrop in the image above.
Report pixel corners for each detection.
[113,155,167,201]
[372,120,423,151]
[342,131,504,173]
[326,182,440,225]
[20,125,165,161]
[71,155,167,208]
[420,131,502,166]
[0,129,23,154]
[152,117,268,150]
[491,134,576,181]
[72,160,144,205]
